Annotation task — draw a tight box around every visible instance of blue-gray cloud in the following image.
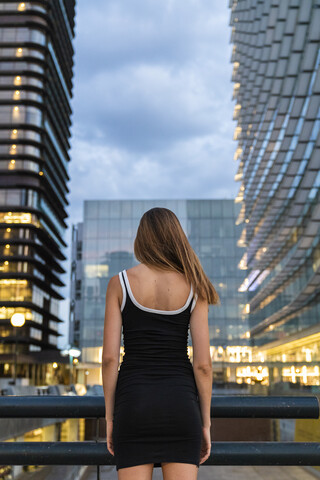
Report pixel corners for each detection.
[68,0,237,223]
[71,0,234,152]
[73,0,230,73]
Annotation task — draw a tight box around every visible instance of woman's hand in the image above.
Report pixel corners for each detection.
[106,419,114,456]
[199,426,211,464]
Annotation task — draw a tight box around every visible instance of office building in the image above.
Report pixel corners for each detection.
[0,1,76,381]
[230,0,320,386]
[70,199,250,384]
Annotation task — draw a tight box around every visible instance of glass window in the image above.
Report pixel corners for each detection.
[200,219,211,238]
[296,72,312,96]
[301,43,318,71]
[0,27,45,44]
[211,201,223,217]
[120,218,133,238]
[0,75,42,89]
[176,200,187,219]
[98,219,110,238]
[187,201,200,217]
[132,201,144,219]
[120,237,134,253]
[287,53,302,76]
[199,200,211,217]
[292,25,307,52]
[84,220,98,239]
[9,105,41,126]
[27,189,38,207]
[282,76,295,96]
[121,201,132,217]
[98,201,109,219]
[284,9,298,35]
[309,8,320,41]
[275,59,287,77]
[84,201,98,219]
[109,219,121,238]
[30,28,46,45]
[109,201,121,219]
[222,201,234,218]
[279,35,292,57]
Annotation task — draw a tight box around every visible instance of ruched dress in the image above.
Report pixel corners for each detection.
[112,269,202,470]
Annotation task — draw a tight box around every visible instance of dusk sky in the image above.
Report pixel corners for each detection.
[59,0,238,347]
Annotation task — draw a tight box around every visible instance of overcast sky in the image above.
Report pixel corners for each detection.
[59,0,237,347]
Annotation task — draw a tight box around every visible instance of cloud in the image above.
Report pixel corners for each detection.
[71,0,234,153]
[73,64,227,152]
[67,126,237,226]
[73,0,230,72]
[68,0,237,221]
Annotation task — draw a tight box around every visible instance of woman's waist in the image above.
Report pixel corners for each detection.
[120,353,193,367]
[116,361,197,390]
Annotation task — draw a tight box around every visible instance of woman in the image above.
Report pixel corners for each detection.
[102,207,220,480]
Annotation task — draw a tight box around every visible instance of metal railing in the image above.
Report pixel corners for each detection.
[0,395,319,471]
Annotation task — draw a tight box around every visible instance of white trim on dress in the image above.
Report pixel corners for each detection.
[118,271,126,312]
[122,269,193,315]
[190,293,198,313]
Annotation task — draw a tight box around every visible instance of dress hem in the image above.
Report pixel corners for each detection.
[116,459,200,470]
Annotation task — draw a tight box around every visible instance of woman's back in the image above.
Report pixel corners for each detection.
[124,263,193,312]
[118,264,196,370]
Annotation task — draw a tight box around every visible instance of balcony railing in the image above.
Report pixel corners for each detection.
[0,395,319,474]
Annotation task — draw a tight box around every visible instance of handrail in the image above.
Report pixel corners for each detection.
[0,441,319,466]
[0,395,319,468]
[0,395,318,418]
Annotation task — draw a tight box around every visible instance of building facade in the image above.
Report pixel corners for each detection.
[0,1,76,376]
[230,0,320,386]
[70,199,250,383]
[69,221,83,351]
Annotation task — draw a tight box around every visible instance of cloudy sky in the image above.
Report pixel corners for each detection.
[58,0,238,346]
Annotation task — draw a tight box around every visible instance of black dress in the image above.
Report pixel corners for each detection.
[112,269,202,470]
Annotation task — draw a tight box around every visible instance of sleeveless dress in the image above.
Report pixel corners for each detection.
[112,269,202,470]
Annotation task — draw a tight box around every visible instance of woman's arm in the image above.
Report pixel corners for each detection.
[102,275,122,422]
[189,297,212,428]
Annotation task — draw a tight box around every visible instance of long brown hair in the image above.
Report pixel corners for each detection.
[134,207,220,305]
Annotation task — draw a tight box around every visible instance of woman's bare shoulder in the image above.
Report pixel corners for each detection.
[126,264,190,297]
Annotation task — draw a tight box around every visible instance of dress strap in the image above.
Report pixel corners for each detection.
[190,292,198,313]
[118,270,127,312]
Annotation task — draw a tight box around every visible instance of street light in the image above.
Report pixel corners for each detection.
[61,344,81,385]
[10,312,25,385]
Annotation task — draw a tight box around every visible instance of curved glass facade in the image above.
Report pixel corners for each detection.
[230,0,320,385]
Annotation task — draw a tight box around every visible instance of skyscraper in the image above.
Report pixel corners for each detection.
[70,199,250,384]
[230,0,320,385]
[0,1,76,374]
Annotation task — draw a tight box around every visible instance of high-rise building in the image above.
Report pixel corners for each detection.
[0,1,76,376]
[70,199,250,384]
[230,0,320,386]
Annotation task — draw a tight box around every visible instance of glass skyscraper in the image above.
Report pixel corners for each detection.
[230,0,320,386]
[70,199,250,383]
[0,1,76,374]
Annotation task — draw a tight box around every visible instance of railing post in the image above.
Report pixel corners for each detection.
[96,417,100,480]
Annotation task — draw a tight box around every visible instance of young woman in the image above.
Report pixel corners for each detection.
[102,207,220,480]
